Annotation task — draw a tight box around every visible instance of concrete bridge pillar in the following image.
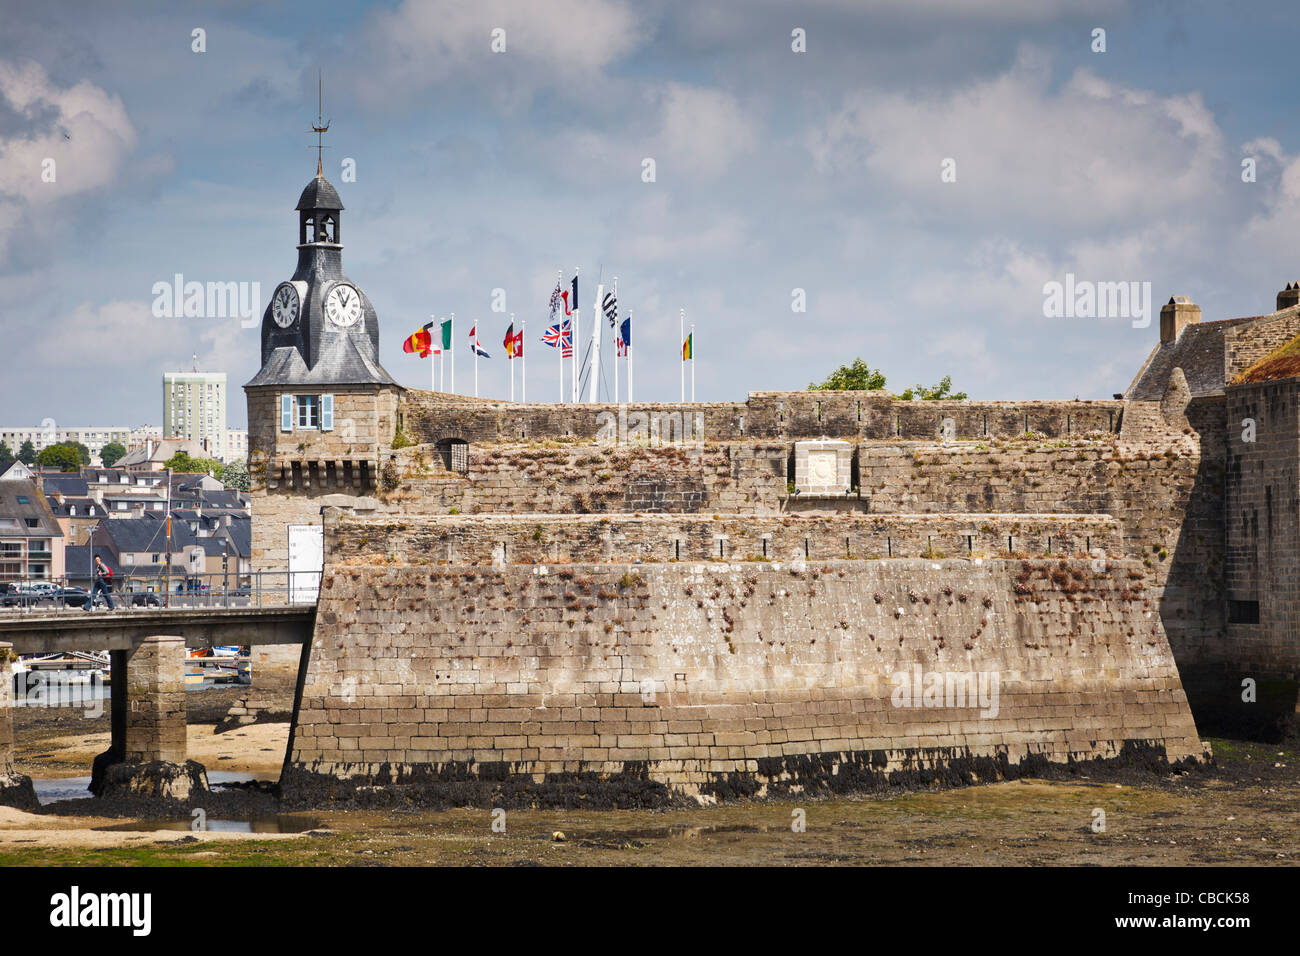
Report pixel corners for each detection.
[0,642,38,810]
[91,635,208,802]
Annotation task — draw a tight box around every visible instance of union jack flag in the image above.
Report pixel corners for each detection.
[543,319,573,357]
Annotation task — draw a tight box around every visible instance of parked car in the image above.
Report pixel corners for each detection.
[1,582,60,607]
[57,586,91,607]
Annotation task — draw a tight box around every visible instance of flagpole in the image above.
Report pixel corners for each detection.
[572,268,580,404]
[473,324,479,399]
[613,280,620,405]
[691,322,696,402]
[627,310,633,404]
[680,309,685,403]
[590,283,603,404]
[509,313,515,403]
[554,269,562,404]
[521,315,526,404]
[438,316,443,393]
[429,315,436,392]
[450,313,456,395]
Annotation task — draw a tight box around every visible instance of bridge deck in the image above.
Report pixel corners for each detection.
[0,606,316,654]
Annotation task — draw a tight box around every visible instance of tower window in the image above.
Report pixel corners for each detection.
[297,395,320,429]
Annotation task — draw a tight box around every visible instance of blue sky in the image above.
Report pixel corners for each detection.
[4,0,1300,428]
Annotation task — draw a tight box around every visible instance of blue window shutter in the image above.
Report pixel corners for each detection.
[281,394,293,432]
[321,394,334,431]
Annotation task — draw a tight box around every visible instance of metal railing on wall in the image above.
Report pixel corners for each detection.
[0,569,322,613]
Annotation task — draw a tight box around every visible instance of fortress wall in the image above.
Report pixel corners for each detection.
[1223,310,1300,381]
[387,441,789,516]
[1225,378,1300,674]
[402,389,1123,445]
[326,512,1121,567]
[857,441,1195,548]
[283,555,1203,806]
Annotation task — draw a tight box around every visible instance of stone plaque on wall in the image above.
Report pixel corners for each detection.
[793,439,852,495]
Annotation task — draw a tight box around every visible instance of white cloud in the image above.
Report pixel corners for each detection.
[654,83,757,178]
[0,59,137,261]
[34,299,255,380]
[356,0,642,107]
[809,46,1225,229]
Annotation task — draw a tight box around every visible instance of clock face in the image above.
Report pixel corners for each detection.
[325,284,362,328]
[271,283,299,328]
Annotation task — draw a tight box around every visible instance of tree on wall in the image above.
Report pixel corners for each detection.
[898,376,969,401]
[100,441,127,467]
[808,358,887,391]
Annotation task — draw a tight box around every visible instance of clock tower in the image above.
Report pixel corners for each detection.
[244,150,403,555]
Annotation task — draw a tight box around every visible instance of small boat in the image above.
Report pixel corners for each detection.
[184,671,205,685]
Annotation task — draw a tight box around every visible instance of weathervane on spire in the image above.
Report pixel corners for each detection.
[310,69,330,178]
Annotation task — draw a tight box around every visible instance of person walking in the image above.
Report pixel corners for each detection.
[85,555,116,611]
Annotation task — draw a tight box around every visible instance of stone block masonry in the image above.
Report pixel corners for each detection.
[0,642,38,809]
[403,390,1123,446]
[326,512,1121,568]
[126,635,188,763]
[282,551,1204,807]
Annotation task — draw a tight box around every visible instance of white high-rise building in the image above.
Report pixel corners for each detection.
[163,370,227,461]
[225,428,248,463]
[0,426,131,464]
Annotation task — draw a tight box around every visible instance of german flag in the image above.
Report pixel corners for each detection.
[403,323,433,357]
[503,322,523,358]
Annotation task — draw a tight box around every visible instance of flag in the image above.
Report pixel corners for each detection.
[549,278,564,320]
[439,318,452,352]
[603,289,617,328]
[682,332,693,360]
[503,322,524,358]
[403,323,433,357]
[543,319,573,357]
[561,274,578,315]
[468,325,490,358]
[617,316,630,356]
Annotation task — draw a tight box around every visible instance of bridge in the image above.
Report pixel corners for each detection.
[0,606,315,655]
[0,606,317,805]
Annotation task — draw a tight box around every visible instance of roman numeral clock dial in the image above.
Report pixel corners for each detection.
[326,283,362,328]
[271,283,299,327]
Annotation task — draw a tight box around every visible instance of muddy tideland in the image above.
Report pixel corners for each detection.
[2,695,1298,865]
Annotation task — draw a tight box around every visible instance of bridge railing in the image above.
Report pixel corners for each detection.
[0,569,322,613]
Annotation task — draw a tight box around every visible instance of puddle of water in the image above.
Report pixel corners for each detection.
[31,771,263,806]
[95,815,320,835]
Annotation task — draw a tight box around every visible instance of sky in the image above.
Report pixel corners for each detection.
[4,0,1300,429]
